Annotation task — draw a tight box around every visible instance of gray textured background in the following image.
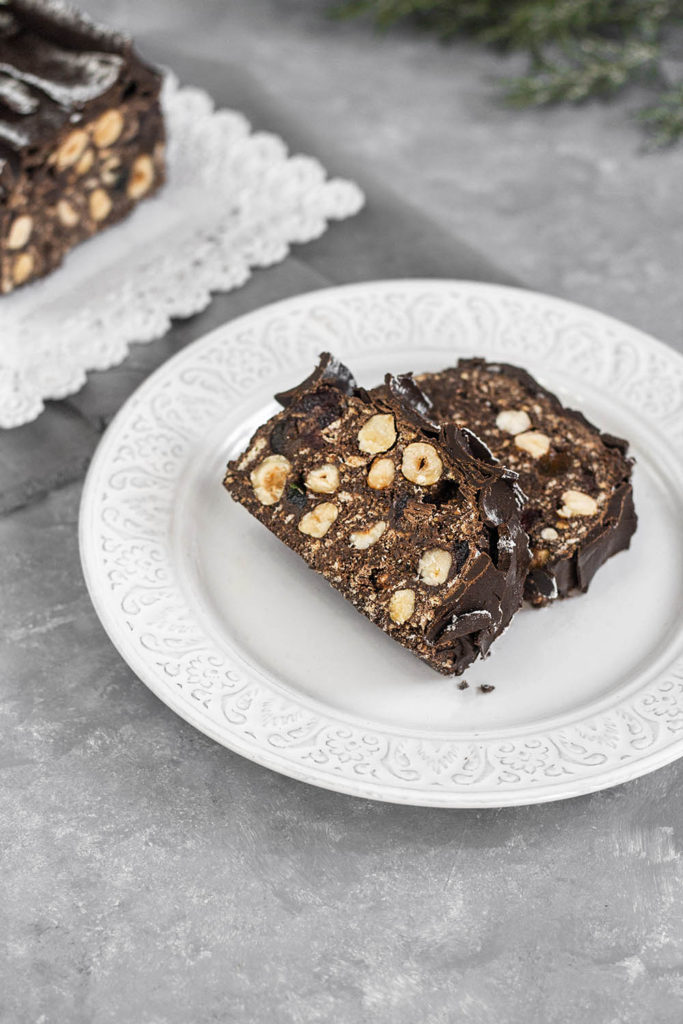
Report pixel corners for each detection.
[2,2,682,1022]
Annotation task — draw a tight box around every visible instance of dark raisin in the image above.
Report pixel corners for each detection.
[479,684,495,694]
[391,491,410,523]
[110,168,127,192]
[453,540,469,572]
[521,507,542,531]
[422,478,460,506]
[291,388,343,429]
[270,418,297,455]
[537,451,572,477]
[284,480,307,510]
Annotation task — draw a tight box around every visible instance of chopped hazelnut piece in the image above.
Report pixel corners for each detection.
[306,464,340,494]
[495,409,531,435]
[367,457,395,490]
[57,200,79,228]
[250,454,291,505]
[298,502,338,538]
[56,129,88,171]
[75,148,94,176]
[558,489,598,517]
[127,154,155,199]
[7,215,33,250]
[357,414,396,454]
[514,431,551,459]
[89,188,112,222]
[12,252,34,285]
[389,588,415,624]
[418,548,452,586]
[350,521,387,550]
[93,108,124,148]
[401,442,443,486]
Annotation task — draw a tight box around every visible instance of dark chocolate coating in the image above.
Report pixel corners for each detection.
[417,358,637,606]
[0,0,160,194]
[0,0,165,293]
[224,353,531,676]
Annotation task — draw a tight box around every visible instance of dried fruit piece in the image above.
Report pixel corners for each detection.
[389,588,415,624]
[401,442,442,486]
[558,489,598,518]
[298,502,338,538]
[418,549,452,586]
[89,188,112,222]
[305,464,340,494]
[514,431,551,459]
[495,409,531,435]
[250,454,291,505]
[7,215,33,250]
[56,129,88,171]
[357,413,396,454]
[127,154,155,199]
[367,457,395,490]
[93,108,124,148]
[350,521,387,550]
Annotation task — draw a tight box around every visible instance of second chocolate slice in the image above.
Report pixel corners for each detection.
[417,359,637,606]
[223,354,530,676]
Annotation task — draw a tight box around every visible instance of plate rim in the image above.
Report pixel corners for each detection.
[79,278,683,807]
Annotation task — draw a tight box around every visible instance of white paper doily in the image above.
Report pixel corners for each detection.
[0,74,364,428]
[80,280,683,807]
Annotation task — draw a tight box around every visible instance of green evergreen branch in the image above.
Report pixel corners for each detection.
[638,84,683,145]
[332,0,683,146]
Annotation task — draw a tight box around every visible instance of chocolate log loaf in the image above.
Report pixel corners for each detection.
[0,0,165,294]
[223,354,531,676]
[417,359,637,606]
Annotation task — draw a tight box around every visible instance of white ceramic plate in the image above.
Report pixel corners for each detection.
[79,280,683,806]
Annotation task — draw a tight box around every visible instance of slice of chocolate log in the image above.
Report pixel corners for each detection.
[417,359,637,606]
[224,354,530,676]
[0,0,165,294]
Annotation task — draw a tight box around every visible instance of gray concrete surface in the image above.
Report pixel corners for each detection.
[2,3,682,1023]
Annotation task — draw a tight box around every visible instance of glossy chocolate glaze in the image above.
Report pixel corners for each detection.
[0,0,159,192]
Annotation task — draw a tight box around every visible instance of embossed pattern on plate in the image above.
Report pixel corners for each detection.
[79,281,683,806]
